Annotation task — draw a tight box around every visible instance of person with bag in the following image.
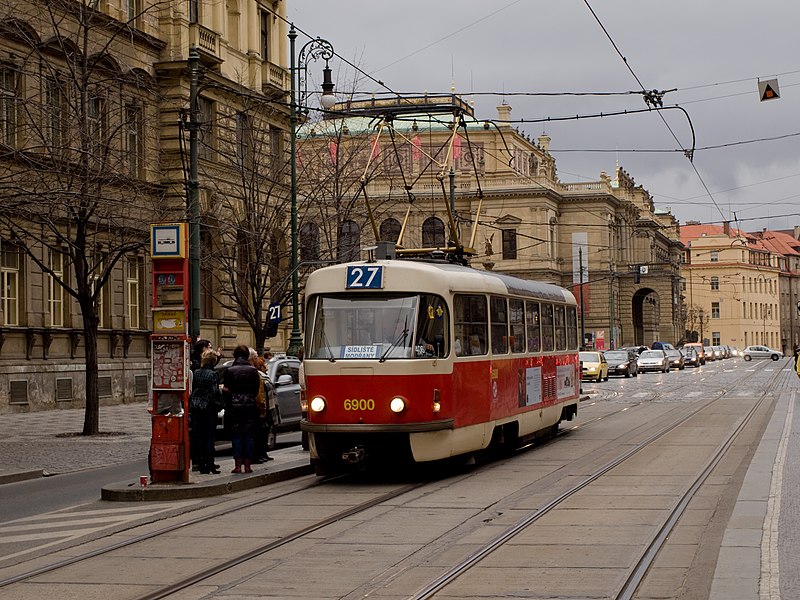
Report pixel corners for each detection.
[251,354,278,462]
[189,348,224,474]
[222,344,261,474]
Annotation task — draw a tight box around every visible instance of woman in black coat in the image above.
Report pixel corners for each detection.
[222,344,261,473]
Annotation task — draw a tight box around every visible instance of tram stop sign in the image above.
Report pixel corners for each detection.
[758,78,780,102]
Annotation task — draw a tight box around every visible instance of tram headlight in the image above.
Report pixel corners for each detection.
[390,397,406,413]
[310,396,327,413]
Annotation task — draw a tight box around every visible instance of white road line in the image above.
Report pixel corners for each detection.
[759,390,794,599]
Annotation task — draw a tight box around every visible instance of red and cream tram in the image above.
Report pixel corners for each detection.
[301,259,580,475]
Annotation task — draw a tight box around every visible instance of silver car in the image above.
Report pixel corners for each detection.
[742,345,783,361]
[637,349,670,373]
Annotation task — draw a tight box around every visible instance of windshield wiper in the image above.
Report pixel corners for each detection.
[320,328,336,362]
[379,317,409,363]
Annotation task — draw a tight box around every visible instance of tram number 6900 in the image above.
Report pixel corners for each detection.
[343,398,375,411]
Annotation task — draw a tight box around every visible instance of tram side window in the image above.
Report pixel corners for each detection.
[526,301,541,352]
[566,306,578,350]
[454,294,487,356]
[415,294,449,358]
[554,305,566,351]
[509,299,525,353]
[490,296,508,354]
[541,303,554,352]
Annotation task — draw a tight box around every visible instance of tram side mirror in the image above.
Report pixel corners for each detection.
[434,334,445,356]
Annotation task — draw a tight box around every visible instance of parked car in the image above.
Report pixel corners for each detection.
[710,345,724,360]
[703,346,716,361]
[681,346,701,367]
[603,350,639,377]
[742,345,784,361]
[682,342,706,364]
[665,348,685,370]
[215,354,303,440]
[638,349,670,373]
[579,351,609,381]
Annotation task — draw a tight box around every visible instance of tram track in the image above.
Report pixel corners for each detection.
[409,360,788,599]
[0,360,789,599]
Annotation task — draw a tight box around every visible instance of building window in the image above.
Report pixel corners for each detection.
[125,103,144,178]
[45,76,67,148]
[226,0,240,49]
[338,220,360,262]
[260,9,270,61]
[197,97,214,160]
[710,276,719,291]
[712,331,720,345]
[300,221,319,262]
[711,302,720,319]
[0,65,17,147]
[235,112,251,168]
[127,256,142,329]
[189,0,200,23]
[88,95,107,154]
[422,217,445,248]
[710,250,719,262]
[269,126,282,180]
[49,249,65,327]
[125,0,141,23]
[502,229,517,260]
[1,242,21,325]
[379,218,401,243]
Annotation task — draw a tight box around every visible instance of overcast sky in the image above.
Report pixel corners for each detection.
[288,0,799,234]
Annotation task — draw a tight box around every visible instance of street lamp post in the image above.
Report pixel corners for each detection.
[287,26,336,357]
[187,47,201,341]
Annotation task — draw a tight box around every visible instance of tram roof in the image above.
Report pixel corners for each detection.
[304,260,577,305]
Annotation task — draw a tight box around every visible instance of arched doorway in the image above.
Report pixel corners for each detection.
[631,288,661,346]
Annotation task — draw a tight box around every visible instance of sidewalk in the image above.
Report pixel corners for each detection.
[0,401,313,500]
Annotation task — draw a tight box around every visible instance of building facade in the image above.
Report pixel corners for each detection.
[680,223,784,350]
[0,0,291,413]
[296,97,685,350]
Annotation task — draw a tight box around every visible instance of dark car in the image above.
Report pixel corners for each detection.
[665,348,685,370]
[603,350,639,377]
[680,346,701,367]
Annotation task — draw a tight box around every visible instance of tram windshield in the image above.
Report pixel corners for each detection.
[308,293,449,360]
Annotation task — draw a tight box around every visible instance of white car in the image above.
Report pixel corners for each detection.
[742,345,783,361]
[637,349,670,373]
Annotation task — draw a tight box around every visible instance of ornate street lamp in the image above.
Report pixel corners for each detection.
[287,26,335,357]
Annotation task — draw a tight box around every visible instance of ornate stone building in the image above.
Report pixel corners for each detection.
[0,0,290,413]
[296,96,684,350]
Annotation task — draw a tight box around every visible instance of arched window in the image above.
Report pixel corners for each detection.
[379,218,401,243]
[422,216,445,248]
[300,221,319,262]
[338,220,361,262]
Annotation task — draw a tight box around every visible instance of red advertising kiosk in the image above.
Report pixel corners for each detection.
[148,223,191,483]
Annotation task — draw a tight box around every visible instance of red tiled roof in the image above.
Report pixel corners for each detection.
[752,230,800,256]
[680,224,766,251]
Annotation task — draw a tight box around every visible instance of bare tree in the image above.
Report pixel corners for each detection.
[0,1,169,434]
[197,94,293,352]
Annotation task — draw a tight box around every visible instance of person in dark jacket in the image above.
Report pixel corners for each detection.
[222,344,261,473]
[189,348,223,474]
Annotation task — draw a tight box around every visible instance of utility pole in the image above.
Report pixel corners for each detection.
[187,47,201,341]
[579,247,585,350]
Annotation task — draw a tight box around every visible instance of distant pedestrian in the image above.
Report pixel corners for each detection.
[222,344,261,474]
[189,348,223,474]
[250,350,275,463]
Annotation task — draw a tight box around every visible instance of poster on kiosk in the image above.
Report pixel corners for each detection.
[148,223,191,483]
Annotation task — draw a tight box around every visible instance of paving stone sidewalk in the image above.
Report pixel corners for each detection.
[0,402,152,476]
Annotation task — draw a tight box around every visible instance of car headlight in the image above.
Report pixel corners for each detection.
[390,397,406,413]
[310,396,326,413]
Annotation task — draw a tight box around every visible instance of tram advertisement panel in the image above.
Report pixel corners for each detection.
[523,366,542,406]
[557,364,577,399]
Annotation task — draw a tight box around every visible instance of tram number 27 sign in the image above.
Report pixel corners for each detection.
[346,265,384,289]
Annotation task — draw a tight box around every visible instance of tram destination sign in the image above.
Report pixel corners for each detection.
[345,265,384,289]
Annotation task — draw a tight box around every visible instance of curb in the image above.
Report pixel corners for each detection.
[100,461,313,501]
[0,470,44,485]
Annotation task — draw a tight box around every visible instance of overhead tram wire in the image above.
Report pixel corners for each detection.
[581,0,728,223]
